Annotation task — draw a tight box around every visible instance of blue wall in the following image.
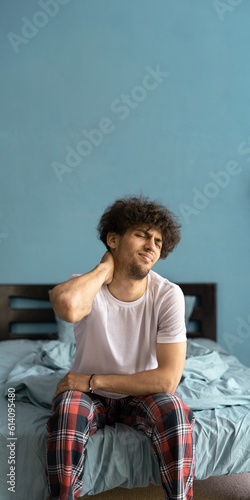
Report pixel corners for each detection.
[1,0,250,366]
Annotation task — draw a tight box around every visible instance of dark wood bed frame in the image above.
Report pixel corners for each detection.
[0,283,217,341]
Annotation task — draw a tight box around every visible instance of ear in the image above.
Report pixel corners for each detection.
[106,232,119,250]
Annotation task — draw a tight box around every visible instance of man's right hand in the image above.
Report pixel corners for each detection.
[100,251,115,285]
[50,251,115,322]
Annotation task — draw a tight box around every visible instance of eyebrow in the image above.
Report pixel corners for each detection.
[136,228,163,244]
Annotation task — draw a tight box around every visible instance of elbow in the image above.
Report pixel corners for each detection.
[50,290,89,323]
[162,382,177,394]
[59,299,79,323]
[51,292,75,322]
[156,365,183,395]
[67,303,92,323]
[160,374,180,395]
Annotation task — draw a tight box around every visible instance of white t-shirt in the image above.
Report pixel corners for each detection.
[70,270,186,399]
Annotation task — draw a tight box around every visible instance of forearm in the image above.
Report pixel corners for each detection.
[50,263,109,322]
[55,365,182,398]
[91,368,179,396]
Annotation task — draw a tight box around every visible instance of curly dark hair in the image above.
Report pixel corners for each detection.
[97,195,181,259]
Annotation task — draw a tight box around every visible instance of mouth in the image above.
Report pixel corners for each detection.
[138,253,153,263]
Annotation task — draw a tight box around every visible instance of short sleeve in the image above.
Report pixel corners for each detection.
[157,285,186,343]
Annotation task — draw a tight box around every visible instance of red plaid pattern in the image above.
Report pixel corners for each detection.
[46,391,195,500]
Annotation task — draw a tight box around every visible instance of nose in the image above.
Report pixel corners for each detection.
[145,237,155,252]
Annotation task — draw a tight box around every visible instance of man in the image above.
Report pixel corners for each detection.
[46,195,195,500]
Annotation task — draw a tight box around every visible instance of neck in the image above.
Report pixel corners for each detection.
[107,272,148,302]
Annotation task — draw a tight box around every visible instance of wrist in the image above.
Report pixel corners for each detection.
[97,262,113,286]
[88,373,96,393]
[96,262,110,278]
[89,374,101,392]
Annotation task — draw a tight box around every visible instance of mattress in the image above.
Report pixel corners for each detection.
[1,338,250,500]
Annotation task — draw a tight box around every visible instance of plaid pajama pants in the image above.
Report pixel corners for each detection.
[46,390,195,500]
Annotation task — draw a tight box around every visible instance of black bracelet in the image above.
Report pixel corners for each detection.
[88,374,96,393]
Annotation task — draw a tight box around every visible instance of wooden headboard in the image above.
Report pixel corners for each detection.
[0,283,217,342]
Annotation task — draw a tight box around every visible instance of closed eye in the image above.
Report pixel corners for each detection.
[135,232,161,249]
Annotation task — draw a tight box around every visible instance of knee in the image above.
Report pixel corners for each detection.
[50,391,95,428]
[147,392,183,411]
[53,390,85,412]
[147,393,194,429]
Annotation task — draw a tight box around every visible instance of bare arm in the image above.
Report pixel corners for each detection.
[55,341,187,397]
[50,252,114,323]
[91,341,186,395]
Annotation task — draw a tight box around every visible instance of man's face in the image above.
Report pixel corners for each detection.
[110,226,162,280]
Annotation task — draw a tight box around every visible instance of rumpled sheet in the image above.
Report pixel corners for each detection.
[178,338,250,409]
[3,341,75,407]
[4,338,250,410]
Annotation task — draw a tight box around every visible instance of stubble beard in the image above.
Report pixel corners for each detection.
[125,259,150,280]
[114,243,151,281]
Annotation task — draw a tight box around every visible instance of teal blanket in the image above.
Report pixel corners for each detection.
[178,338,250,409]
[4,341,76,408]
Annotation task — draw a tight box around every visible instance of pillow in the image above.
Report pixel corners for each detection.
[55,315,75,343]
[184,296,196,326]
[48,289,75,343]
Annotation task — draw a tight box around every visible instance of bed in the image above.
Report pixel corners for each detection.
[0,282,250,500]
